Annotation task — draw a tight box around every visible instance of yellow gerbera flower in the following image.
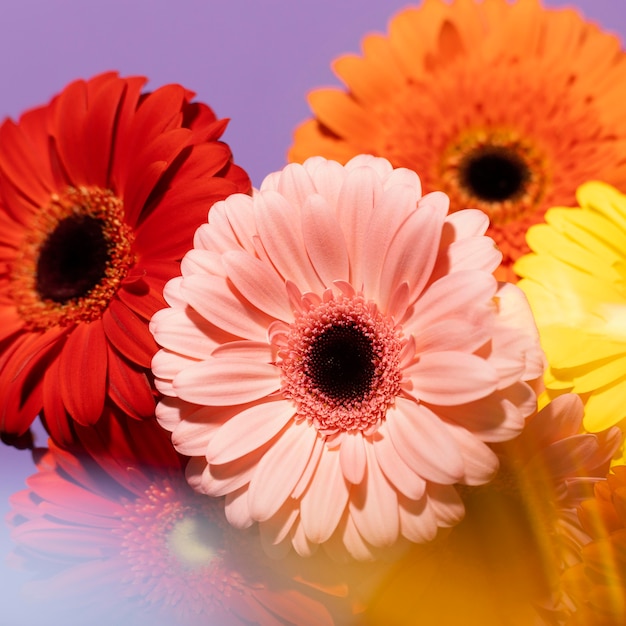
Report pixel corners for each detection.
[516,182,626,456]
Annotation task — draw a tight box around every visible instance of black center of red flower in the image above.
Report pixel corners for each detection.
[461,147,529,202]
[36,215,110,302]
[306,324,376,403]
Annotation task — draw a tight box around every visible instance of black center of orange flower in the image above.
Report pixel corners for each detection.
[307,324,376,403]
[36,215,110,302]
[461,147,529,203]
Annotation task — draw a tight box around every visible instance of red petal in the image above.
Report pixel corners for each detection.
[0,114,54,209]
[0,305,25,343]
[51,78,90,186]
[59,322,108,426]
[116,272,168,321]
[83,77,127,186]
[41,357,75,446]
[112,83,187,192]
[121,128,191,225]
[107,342,156,420]
[101,298,158,367]
[0,328,68,433]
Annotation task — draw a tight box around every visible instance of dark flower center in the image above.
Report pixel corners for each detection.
[36,215,110,303]
[460,147,529,202]
[306,323,376,403]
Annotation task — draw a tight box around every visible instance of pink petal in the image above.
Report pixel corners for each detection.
[170,406,227,456]
[152,348,199,396]
[404,270,497,334]
[444,208,490,239]
[211,340,274,361]
[195,193,257,256]
[276,162,317,210]
[346,154,393,177]
[386,281,410,323]
[427,483,465,527]
[180,273,273,341]
[179,248,223,276]
[202,449,263,497]
[206,399,295,464]
[292,435,325,499]
[222,250,292,321]
[444,422,500,486]
[154,395,184,432]
[173,358,280,405]
[253,189,324,291]
[378,192,448,307]
[185,455,208,492]
[386,398,464,484]
[491,282,544,385]
[291,518,318,557]
[307,158,346,207]
[339,511,376,561]
[151,306,225,359]
[339,431,367,485]
[398,494,438,543]
[411,318,492,356]
[302,194,350,285]
[336,166,382,287]
[248,420,319,521]
[259,498,299,553]
[360,184,416,300]
[382,167,421,195]
[349,442,399,548]
[437,383,532,442]
[373,426,426,500]
[406,351,499,405]
[300,448,349,544]
[224,486,254,529]
[446,236,502,274]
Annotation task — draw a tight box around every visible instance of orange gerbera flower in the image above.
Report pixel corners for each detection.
[562,466,626,625]
[0,72,250,444]
[289,0,626,280]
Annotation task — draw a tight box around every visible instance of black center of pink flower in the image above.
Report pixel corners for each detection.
[461,147,529,202]
[36,215,110,302]
[306,324,376,403]
[279,293,403,434]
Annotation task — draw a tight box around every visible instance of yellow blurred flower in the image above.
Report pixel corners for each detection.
[516,182,626,459]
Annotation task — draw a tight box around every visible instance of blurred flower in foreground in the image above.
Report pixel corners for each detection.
[563,466,626,625]
[0,71,250,445]
[289,0,626,281]
[151,155,542,560]
[516,182,626,461]
[7,440,336,626]
[361,394,620,626]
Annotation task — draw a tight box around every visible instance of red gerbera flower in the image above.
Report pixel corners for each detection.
[0,72,250,444]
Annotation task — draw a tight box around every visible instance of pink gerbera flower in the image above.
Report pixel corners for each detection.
[151,155,543,559]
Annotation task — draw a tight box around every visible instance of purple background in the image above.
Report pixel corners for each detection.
[0,0,625,621]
